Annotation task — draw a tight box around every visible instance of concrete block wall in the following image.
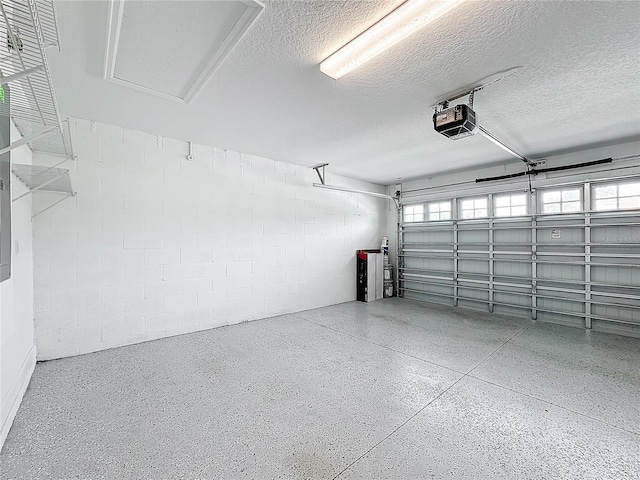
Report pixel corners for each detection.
[33,119,388,359]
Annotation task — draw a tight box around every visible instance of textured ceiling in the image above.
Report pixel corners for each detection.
[48,0,640,184]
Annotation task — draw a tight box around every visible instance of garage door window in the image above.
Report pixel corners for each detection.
[593,181,640,211]
[460,197,488,219]
[541,189,581,213]
[428,201,451,221]
[495,193,527,217]
[404,204,424,222]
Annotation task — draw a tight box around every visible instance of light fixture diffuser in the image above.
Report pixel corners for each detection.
[320,0,466,80]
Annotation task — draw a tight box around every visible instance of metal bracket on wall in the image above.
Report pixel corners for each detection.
[11,161,76,219]
[311,163,399,207]
[31,191,75,219]
[0,64,43,85]
[311,163,328,185]
[0,125,57,156]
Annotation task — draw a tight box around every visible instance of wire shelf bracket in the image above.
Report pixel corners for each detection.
[11,161,76,219]
[0,123,54,154]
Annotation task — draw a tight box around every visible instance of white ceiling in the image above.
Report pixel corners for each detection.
[48,0,640,184]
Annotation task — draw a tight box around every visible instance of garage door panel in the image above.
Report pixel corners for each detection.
[592,304,640,325]
[405,291,450,306]
[399,176,640,336]
[536,311,584,328]
[591,266,624,284]
[494,245,530,255]
[494,291,531,308]
[403,256,449,267]
[592,319,640,337]
[494,263,531,278]
[458,287,489,302]
[591,221,639,243]
[458,229,488,243]
[495,228,531,243]
[592,246,638,256]
[419,258,453,272]
[458,258,489,275]
[494,304,531,317]
[538,263,584,282]
[538,297,585,316]
[404,280,452,305]
[404,230,453,245]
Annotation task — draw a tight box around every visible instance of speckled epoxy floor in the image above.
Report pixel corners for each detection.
[1,299,639,479]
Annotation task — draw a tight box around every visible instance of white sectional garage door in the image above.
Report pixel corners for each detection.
[398,173,640,337]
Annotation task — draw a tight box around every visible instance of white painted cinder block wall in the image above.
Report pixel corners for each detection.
[1,123,35,448]
[33,119,388,360]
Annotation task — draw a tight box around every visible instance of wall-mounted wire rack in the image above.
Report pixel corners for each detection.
[12,161,74,218]
[0,0,75,217]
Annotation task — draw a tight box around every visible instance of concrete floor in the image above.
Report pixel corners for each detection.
[1,299,639,480]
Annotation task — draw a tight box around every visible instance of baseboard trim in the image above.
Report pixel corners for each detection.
[1,345,36,451]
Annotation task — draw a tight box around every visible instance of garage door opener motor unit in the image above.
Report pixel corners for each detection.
[433,104,478,139]
[431,79,534,167]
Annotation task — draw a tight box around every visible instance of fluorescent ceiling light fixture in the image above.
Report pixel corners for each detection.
[320,0,466,79]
